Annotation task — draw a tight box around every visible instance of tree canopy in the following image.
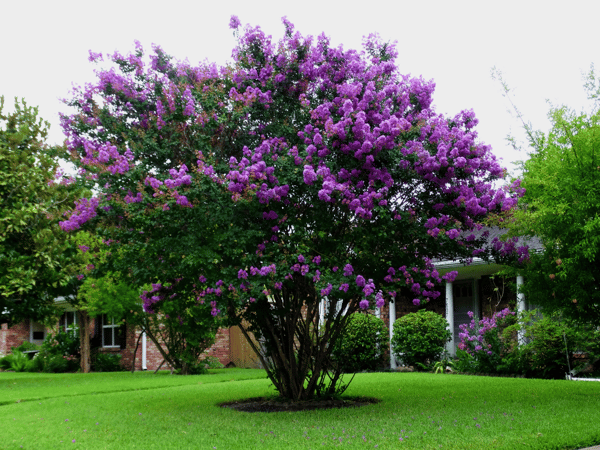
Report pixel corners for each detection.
[60,17,520,399]
[0,97,81,325]
[506,71,600,325]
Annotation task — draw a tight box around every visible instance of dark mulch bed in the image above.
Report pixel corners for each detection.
[219,396,380,413]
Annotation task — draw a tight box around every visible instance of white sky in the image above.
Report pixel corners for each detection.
[2,0,599,176]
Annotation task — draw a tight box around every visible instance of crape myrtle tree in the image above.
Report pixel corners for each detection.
[60,17,523,400]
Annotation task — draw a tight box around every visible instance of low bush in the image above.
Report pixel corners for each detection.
[391,310,451,369]
[332,313,388,372]
[21,329,82,373]
[200,356,224,369]
[516,311,600,379]
[93,352,124,372]
[0,350,29,372]
[456,309,600,379]
[457,308,517,374]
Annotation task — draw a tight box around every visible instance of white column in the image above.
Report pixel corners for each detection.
[389,300,397,370]
[516,275,525,345]
[445,282,455,356]
[142,331,147,370]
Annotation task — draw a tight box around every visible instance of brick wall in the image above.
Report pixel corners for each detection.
[2,319,245,371]
[203,328,232,366]
[113,325,233,371]
[0,321,30,356]
[113,325,167,372]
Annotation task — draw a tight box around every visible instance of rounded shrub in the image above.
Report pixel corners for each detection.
[391,310,451,369]
[332,313,388,373]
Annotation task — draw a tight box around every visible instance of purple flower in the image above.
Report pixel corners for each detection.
[355,275,366,287]
[229,15,241,29]
[343,264,353,276]
[339,283,349,292]
[320,284,332,296]
[359,299,369,309]
[446,229,460,240]
[298,254,305,263]
[312,255,321,265]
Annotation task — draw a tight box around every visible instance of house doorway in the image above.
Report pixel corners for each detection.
[453,281,475,349]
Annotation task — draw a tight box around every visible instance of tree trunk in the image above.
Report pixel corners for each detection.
[237,276,357,401]
[79,310,91,373]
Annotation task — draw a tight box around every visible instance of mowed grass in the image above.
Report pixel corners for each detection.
[1,370,599,450]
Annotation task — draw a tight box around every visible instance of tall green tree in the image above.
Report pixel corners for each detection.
[0,97,81,325]
[503,68,600,325]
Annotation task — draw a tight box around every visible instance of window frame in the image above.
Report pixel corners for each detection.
[101,315,121,348]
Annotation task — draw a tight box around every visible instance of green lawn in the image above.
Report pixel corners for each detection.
[1,370,599,449]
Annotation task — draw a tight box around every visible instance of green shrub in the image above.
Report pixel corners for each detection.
[93,352,124,372]
[32,329,81,373]
[42,329,80,359]
[450,349,477,373]
[43,354,79,373]
[13,341,41,353]
[27,354,45,372]
[392,310,451,369]
[515,311,599,379]
[0,350,35,372]
[200,356,224,369]
[332,313,388,373]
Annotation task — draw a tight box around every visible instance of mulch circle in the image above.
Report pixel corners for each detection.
[219,396,381,413]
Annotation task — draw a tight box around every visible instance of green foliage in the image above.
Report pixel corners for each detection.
[452,349,477,373]
[26,329,82,373]
[391,310,451,369]
[513,311,600,379]
[13,340,41,353]
[453,309,600,379]
[79,274,143,320]
[92,352,124,372]
[501,68,600,325]
[42,329,80,358]
[0,350,27,371]
[200,356,224,369]
[332,313,388,372]
[0,349,44,372]
[0,96,84,325]
[432,351,453,373]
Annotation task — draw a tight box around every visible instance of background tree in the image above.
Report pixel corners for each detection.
[501,67,600,325]
[0,96,81,325]
[60,18,521,400]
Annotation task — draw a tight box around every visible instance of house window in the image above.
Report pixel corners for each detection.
[102,315,123,348]
[30,321,46,345]
[60,312,78,334]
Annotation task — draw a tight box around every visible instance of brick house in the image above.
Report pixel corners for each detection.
[0,308,248,371]
[2,229,540,370]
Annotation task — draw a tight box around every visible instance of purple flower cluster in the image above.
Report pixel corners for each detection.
[59,197,100,231]
[458,308,515,356]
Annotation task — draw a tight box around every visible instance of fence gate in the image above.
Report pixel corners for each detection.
[229,324,262,369]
